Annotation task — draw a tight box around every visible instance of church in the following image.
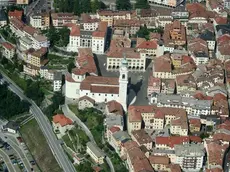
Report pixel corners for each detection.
[65,53,129,112]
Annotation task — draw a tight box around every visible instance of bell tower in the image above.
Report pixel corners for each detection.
[119,53,128,112]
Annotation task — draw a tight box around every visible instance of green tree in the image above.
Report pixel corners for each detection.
[58,27,70,47]
[116,0,131,10]
[73,0,80,15]
[99,1,107,9]
[67,61,75,73]
[25,81,44,106]
[135,0,150,9]
[80,0,91,13]
[136,25,149,39]
[91,0,100,13]
[0,83,30,119]
[75,162,93,172]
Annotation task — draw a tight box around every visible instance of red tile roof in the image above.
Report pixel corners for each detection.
[213,133,230,142]
[169,164,181,172]
[2,42,15,50]
[53,114,73,127]
[215,17,227,25]
[153,54,172,73]
[79,96,95,104]
[155,136,189,148]
[98,21,108,32]
[107,100,123,116]
[131,129,153,145]
[206,141,227,167]
[80,76,119,94]
[8,10,23,20]
[10,18,25,30]
[92,31,105,38]
[109,126,120,133]
[154,110,164,119]
[70,25,80,36]
[189,118,201,128]
[149,155,169,165]
[123,140,138,151]
[137,40,157,49]
[23,25,40,36]
[128,105,157,122]
[75,48,97,75]
[107,48,140,59]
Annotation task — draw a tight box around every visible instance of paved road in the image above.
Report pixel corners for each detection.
[1,134,31,171]
[62,104,115,172]
[0,71,76,172]
[0,149,17,172]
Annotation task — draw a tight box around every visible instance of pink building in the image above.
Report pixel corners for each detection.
[147,76,161,96]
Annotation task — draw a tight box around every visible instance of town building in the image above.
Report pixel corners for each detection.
[161,79,175,94]
[148,0,184,7]
[51,13,78,27]
[52,114,74,138]
[106,41,146,72]
[2,121,19,134]
[163,20,186,48]
[39,66,55,80]
[149,155,170,171]
[8,10,23,20]
[113,19,143,36]
[151,93,214,116]
[23,48,48,76]
[176,74,196,97]
[108,130,130,154]
[96,10,133,26]
[105,100,124,116]
[131,129,153,150]
[188,38,209,65]
[53,72,62,92]
[174,144,205,171]
[16,0,29,4]
[126,146,154,172]
[30,12,50,30]
[147,77,161,96]
[78,96,95,110]
[189,118,201,133]
[86,142,105,164]
[1,42,15,59]
[67,22,108,54]
[80,13,100,31]
[136,39,158,58]
[65,56,129,111]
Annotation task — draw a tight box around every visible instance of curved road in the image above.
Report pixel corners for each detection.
[62,104,115,172]
[0,71,76,172]
[0,149,16,172]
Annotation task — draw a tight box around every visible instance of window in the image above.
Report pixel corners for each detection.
[122,74,125,79]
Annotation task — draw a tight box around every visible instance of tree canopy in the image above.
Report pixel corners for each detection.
[0,83,30,119]
[46,27,70,47]
[135,0,150,9]
[24,80,44,106]
[116,0,131,10]
[54,0,106,15]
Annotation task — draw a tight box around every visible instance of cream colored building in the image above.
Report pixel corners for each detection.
[17,0,29,5]
[78,96,95,110]
[52,114,74,138]
[30,12,50,30]
[107,49,146,72]
[97,10,132,26]
[86,142,105,164]
[149,155,170,171]
[1,42,15,59]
